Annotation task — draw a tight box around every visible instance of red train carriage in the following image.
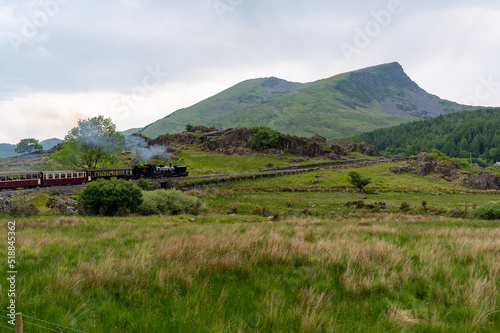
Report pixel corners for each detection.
[0,171,41,190]
[41,170,87,186]
[86,168,133,181]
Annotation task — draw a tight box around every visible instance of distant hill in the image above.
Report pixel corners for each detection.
[0,143,16,158]
[139,62,476,139]
[0,138,62,159]
[121,128,142,137]
[359,107,500,165]
[41,138,62,150]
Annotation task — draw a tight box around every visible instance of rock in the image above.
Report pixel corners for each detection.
[311,134,326,143]
[389,165,414,174]
[434,161,460,177]
[0,194,12,211]
[286,200,293,207]
[416,152,437,176]
[325,152,345,160]
[265,163,274,168]
[346,141,381,156]
[46,196,78,214]
[461,172,500,190]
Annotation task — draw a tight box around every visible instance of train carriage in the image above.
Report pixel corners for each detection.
[0,171,41,190]
[41,170,87,187]
[87,168,133,181]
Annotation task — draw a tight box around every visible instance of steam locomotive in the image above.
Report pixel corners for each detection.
[0,163,188,190]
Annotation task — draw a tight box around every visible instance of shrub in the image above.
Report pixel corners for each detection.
[137,196,158,216]
[137,178,151,190]
[399,202,411,212]
[141,189,204,215]
[347,171,371,192]
[227,204,238,215]
[9,203,39,217]
[248,126,280,151]
[470,201,500,220]
[48,189,61,196]
[252,206,272,216]
[79,178,143,216]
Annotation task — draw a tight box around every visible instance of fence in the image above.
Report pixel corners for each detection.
[0,310,87,333]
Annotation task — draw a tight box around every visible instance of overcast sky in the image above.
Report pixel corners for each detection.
[1,0,500,143]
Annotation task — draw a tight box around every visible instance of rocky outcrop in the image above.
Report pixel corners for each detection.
[461,172,500,190]
[389,165,414,174]
[46,196,79,214]
[144,126,354,159]
[416,152,437,176]
[0,194,12,211]
[346,142,381,156]
[149,132,196,146]
[435,161,461,177]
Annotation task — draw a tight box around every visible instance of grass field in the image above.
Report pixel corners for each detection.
[1,215,498,332]
[1,161,499,332]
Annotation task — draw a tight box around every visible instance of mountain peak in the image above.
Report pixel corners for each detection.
[138,63,474,139]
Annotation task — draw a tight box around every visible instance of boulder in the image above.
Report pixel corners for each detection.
[434,161,460,177]
[416,152,437,176]
[461,172,500,190]
[311,134,326,143]
[389,165,414,174]
[346,142,381,156]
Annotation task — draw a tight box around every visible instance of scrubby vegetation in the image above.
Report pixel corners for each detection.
[138,189,205,216]
[79,178,143,216]
[471,201,500,220]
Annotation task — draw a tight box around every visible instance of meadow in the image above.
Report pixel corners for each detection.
[1,160,499,332]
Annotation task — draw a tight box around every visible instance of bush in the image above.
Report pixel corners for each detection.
[347,171,371,191]
[140,189,204,215]
[137,196,158,216]
[79,178,143,216]
[137,178,151,190]
[9,203,39,217]
[399,202,411,212]
[248,126,280,151]
[470,201,500,220]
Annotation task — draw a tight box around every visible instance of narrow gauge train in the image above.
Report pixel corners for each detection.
[0,164,188,190]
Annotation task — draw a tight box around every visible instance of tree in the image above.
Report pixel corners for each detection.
[185,124,194,132]
[79,178,143,216]
[347,171,371,192]
[53,116,125,169]
[14,138,43,154]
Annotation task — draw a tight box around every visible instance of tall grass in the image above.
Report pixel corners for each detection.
[1,216,498,332]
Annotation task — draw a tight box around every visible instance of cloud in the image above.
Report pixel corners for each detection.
[0,0,500,143]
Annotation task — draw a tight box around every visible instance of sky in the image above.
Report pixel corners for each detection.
[1,0,500,144]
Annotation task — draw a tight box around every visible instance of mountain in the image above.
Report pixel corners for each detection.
[0,138,62,159]
[0,143,16,158]
[121,128,142,137]
[41,138,62,150]
[359,107,500,165]
[138,62,476,139]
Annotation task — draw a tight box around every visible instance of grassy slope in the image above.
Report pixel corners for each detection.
[1,161,499,332]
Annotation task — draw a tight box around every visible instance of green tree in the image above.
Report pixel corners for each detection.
[79,178,143,216]
[14,138,43,154]
[185,124,194,132]
[347,171,371,192]
[248,126,280,151]
[53,116,125,169]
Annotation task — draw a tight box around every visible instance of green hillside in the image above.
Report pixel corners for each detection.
[359,107,500,165]
[139,62,475,139]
